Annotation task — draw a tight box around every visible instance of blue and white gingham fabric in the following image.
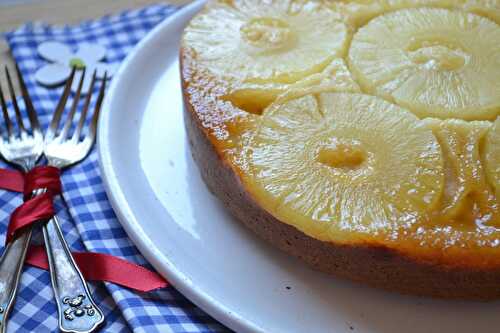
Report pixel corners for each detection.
[2,4,229,332]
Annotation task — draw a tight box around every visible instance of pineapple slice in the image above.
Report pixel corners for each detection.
[243,92,444,241]
[331,0,457,26]
[348,8,500,121]
[331,0,499,27]
[423,118,493,220]
[463,0,500,25]
[484,118,500,202]
[183,0,348,84]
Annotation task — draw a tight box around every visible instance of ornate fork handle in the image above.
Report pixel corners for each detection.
[0,230,33,333]
[41,189,104,333]
[0,187,43,333]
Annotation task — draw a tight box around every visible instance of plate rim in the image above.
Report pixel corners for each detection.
[97,1,264,332]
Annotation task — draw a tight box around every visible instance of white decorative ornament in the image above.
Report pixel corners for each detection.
[35,41,118,94]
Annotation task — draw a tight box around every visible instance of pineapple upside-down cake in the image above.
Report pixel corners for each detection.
[180,0,500,299]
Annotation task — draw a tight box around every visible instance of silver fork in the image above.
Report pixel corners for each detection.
[0,65,43,333]
[42,68,106,333]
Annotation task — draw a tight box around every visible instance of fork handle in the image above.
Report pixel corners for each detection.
[0,186,43,333]
[0,230,32,333]
[43,214,104,333]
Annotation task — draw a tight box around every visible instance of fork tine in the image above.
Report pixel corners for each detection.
[87,71,107,142]
[0,82,13,139]
[47,67,76,140]
[60,68,85,139]
[15,64,41,133]
[5,66,26,136]
[73,70,97,142]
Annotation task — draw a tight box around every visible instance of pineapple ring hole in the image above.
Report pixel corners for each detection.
[406,37,469,71]
[317,139,367,170]
[240,17,293,51]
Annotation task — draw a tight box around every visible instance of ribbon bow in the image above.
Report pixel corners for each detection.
[0,166,168,292]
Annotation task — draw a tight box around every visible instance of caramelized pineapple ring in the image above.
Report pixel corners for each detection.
[331,0,500,27]
[242,93,444,241]
[348,8,500,121]
[183,0,348,84]
[462,0,500,25]
[330,0,458,26]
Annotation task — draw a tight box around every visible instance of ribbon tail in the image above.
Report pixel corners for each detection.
[26,245,169,292]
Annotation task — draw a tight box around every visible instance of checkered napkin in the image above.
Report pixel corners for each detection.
[3,4,229,333]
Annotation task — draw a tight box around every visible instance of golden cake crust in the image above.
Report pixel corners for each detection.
[180,45,500,300]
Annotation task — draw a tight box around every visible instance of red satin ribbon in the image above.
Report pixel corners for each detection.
[7,166,61,244]
[26,246,167,292]
[1,166,168,292]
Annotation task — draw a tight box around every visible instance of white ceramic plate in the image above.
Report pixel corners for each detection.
[98,2,500,332]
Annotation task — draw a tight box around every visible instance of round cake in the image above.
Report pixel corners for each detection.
[180,0,500,300]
